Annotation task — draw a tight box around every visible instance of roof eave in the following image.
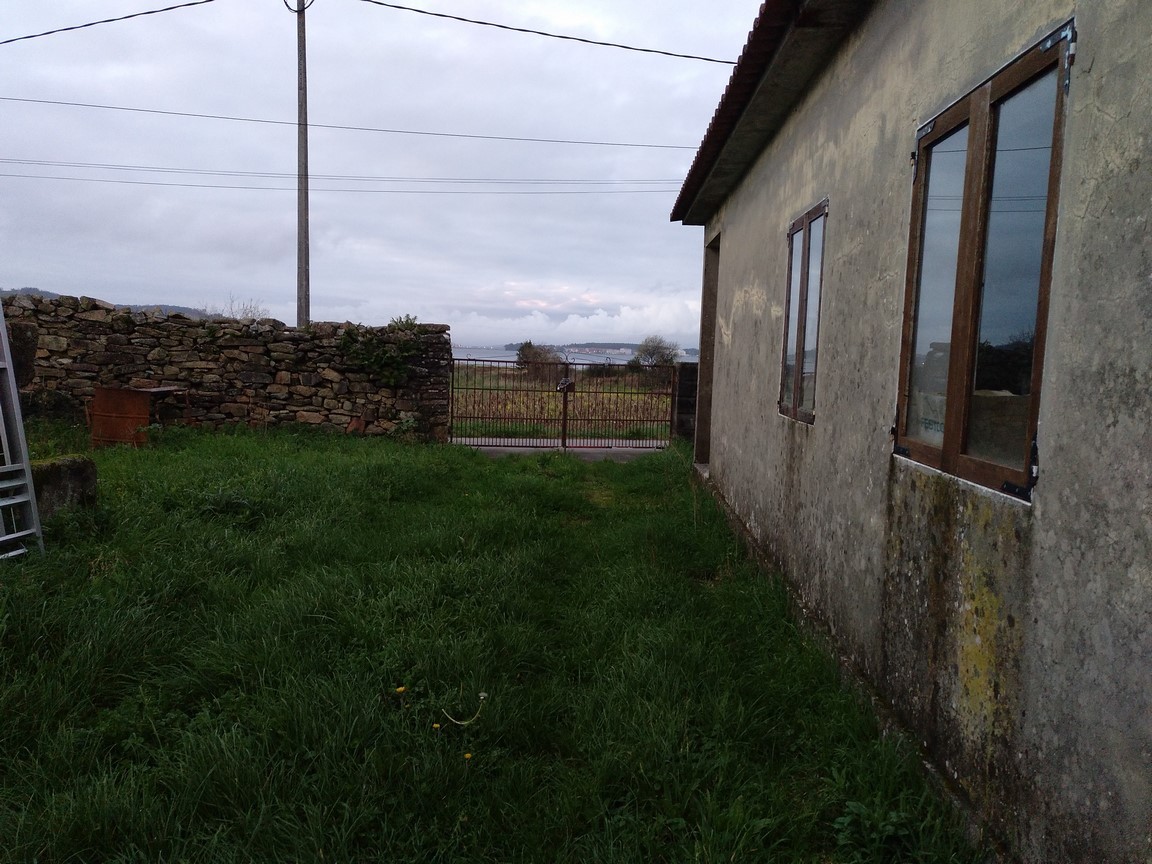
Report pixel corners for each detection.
[672,0,873,226]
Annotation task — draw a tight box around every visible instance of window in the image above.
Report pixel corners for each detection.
[896,25,1072,499]
[780,200,828,422]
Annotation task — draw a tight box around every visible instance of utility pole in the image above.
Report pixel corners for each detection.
[285,0,314,327]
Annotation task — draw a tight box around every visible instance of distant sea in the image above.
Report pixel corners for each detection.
[452,347,635,364]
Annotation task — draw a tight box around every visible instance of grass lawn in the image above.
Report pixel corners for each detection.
[2,425,982,863]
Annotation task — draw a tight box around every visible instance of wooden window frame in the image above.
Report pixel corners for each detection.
[779,199,828,424]
[895,26,1071,500]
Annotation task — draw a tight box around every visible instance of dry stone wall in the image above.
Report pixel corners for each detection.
[2,294,451,441]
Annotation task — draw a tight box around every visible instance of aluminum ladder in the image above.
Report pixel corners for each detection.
[0,306,42,558]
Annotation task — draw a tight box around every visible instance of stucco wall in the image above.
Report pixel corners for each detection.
[699,1,1150,861]
[3,294,452,442]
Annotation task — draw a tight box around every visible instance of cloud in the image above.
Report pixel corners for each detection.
[0,0,750,346]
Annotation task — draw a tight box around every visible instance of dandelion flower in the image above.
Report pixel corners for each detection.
[464,753,473,760]
[432,723,441,730]
[395,686,406,694]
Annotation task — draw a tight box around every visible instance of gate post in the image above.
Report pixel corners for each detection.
[560,386,569,449]
[558,361,573,448]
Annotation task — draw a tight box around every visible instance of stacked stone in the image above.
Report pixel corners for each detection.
[2,294,451,442]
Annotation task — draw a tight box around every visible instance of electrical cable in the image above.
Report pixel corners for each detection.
[354,0,735,65]
[0,172,677,194]
[0,157,681,185]
[0,96,697,150]
[0,0,219,47]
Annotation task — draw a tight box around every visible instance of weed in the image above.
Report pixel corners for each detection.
[338,320,422,385]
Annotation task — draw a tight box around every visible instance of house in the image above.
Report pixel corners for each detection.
[672,1,1150,861]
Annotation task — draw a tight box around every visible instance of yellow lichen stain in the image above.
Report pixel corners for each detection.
[956,569,1003,740]
[965,492,998,534]
[952,494,1024,761]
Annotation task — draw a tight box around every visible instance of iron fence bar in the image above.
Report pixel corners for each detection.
[449,357,675,449]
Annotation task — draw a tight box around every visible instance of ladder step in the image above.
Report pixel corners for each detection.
[0,527,38,542]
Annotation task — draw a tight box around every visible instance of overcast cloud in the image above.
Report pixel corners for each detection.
[1,1,755,347]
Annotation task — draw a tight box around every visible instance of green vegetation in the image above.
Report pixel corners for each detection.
[1,425,982,863]
[338,316,422,385]
[514,339,563,367]
[23,416,90,461]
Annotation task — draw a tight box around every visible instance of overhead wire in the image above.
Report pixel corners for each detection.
[0,172,677,195]
[0,0,219,47]
[0,157,681,185]
[0,96,697,150]
[354,0,736,65]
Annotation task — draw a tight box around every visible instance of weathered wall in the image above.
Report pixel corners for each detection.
[2,294,452,441]
[698,0,1150,861]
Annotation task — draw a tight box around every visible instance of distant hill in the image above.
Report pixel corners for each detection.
[503,341,639,352]
[503,340,700,354]
[1,287,210,319]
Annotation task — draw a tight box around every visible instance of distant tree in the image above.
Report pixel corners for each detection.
[515,340,564,382]
[201,292,270,320]
[516,340,562,367]
[515,340,536,367]
[633,335,679,367]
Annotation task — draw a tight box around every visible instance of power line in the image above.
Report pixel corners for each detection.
[0,0,219,47]
[0,157,680,185]
[0,96,697,150]
[355,0,736,65]
[0,172,677,194]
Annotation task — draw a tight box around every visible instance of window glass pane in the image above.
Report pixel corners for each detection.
[967,70,1057,467]
[799,215,825,413]
[907,124,969,446]
[781,229,803,409]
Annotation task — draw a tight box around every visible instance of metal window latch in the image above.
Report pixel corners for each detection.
[1029,432,1040,488]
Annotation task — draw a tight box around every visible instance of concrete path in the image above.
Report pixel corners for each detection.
[452,438,661,463]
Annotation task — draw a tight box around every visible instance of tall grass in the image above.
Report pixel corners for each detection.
[0,426,983,862]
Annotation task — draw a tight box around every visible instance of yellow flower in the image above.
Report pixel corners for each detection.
[464,753,473,760]
[432,723,441,730]
[395,686,406,694]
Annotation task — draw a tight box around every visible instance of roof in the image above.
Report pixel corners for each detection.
[671,0,873,226]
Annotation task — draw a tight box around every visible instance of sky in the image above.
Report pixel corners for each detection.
[1,0,757,348]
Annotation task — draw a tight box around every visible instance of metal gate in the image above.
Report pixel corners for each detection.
[451,358,676,448]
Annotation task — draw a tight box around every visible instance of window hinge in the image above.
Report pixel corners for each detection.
[1041,21,1075,52]
[1065,37,1076,93]
[909,150,919,180]
[1041,21,1076,93]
